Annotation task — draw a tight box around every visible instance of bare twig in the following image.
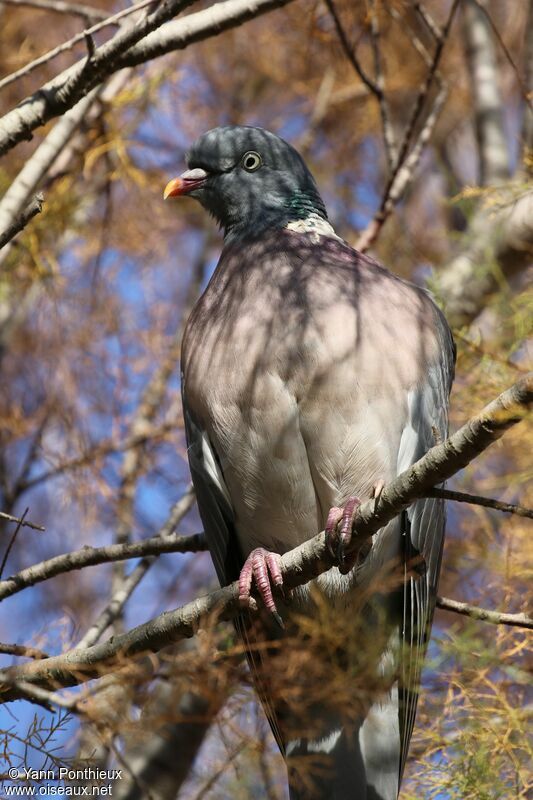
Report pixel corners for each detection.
[413,2,442,41]
[437,596,533,629]
[355,0,460,250]
[0,0,109,21]
[78,487,196,647]
[0,509,28,579]
[324,0,380,95]
[427,487,533,519]
[0,643,49,660]
[0,375,530,700]
[110,238,208,633]
[0,0,157,94]
[0,529,203,603]
[17,420,176,493]
[0,510,45,531]
[0,90,99,271]
[355,84,447,251]
[14,680,85,712]
[0,194,44,250]
[368,0,397,170]
[0,0,295,157]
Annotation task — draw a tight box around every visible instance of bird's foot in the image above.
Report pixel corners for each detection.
[239,548,285,629]
[325,496,362,574]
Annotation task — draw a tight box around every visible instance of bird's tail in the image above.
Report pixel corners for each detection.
[286,689,401,800]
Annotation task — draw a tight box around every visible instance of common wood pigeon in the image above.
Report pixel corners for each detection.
[165,125,455,799]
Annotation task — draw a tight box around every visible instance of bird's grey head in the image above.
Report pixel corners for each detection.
[164,125,328,240]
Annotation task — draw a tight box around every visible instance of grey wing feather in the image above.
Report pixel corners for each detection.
[398,313,455,777]
[182,393,243,588]
[182,394,287,753]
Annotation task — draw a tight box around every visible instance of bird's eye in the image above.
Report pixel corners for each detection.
[241,151,262,172]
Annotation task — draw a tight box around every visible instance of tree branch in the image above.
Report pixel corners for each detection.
[0,0,109,22]
[77,486,196,648]
[435,189,533,328]
[462,0,510,185]
[427,487,533,518]
[0,0,156,94]
[0,193,44,249]
[0,510,45,531]
[436,596,533,629]
[355,0,458,251]
[0,530,204,602]
[0,0,295,158]
[0,375,530,701]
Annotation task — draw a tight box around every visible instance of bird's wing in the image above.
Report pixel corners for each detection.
[182,399,242,586]
[182,396,287,753]
[397,312,455,776]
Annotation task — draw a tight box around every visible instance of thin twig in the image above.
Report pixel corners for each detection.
[0,511,45,531]
[0,0,295,156]
[0,375,530,700]
[0,194,44,250]
[437,596,533,629]
[355,0,460,251]
[0,509,28,580]
[77,487,197,647]
[413,1,442,40]
[0,643,49,660]
[355,83,447,251]
[17,420,176,493]
[1,0,109,21]
[454,329,529,374]
[427,488,533,519]
[368,0,397,170]
[324,0,380,95]
[0,527,203,602]
[0,0,157,94]
[14,680,84,712]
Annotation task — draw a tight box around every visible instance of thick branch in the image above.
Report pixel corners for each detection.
[0,375,530,701]
[462,0,510,184]
[436,189,533,328]
[0,0,295,158]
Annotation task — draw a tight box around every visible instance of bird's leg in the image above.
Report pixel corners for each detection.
[239,547,285,629]
[325,496,361,575]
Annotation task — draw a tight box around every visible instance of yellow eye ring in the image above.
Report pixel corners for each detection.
[242,151,262,172]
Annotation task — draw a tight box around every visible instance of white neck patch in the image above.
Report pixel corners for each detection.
[285,213,342,243]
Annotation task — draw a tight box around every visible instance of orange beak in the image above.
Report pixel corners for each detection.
[163,168,208,199]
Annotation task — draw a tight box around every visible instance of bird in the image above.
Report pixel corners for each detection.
[165,125,455,799]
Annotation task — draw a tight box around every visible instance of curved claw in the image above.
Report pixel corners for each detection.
[338,496,361,563]
[325,506,343,558]
[325,496,362,573]
[238,548,285,629]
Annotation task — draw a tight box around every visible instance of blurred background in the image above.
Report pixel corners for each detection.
[0,0,531,797]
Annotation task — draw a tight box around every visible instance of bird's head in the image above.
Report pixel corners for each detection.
[164,125,328,240]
